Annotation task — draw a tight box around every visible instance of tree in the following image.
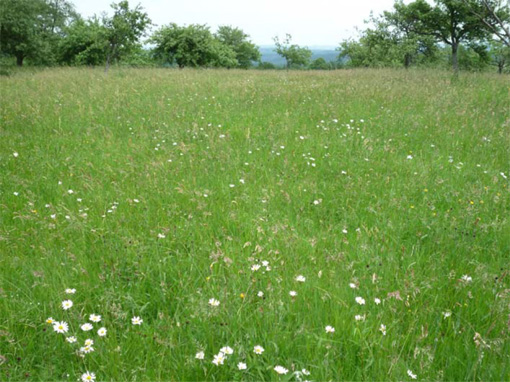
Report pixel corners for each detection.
[462,0,510,47]
[391,0,490,73]
[215,26,260,68]
[102,0,151,72]
[151,23,238,68]
[489,39,510,72]
[309,57,330,70]
[273,34,312,68]
[0,0,75,66]
[58,17,107,66]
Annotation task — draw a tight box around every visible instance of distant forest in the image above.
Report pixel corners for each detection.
[1,0,509,73]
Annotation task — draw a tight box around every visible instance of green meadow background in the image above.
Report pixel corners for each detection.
[1,68,509,381]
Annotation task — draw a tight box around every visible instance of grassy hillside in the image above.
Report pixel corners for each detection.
[1,68,509,381]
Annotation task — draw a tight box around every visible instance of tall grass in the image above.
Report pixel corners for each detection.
[1,68,509,381]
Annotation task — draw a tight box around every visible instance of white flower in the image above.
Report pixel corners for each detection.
[313,199,321,205]
[295,275,306,282]
[274,366,289,375]
[89,314,101,323]
[208,298,220,307]
[407,155,413,160]
[289,290,298,297]
[302,369,311,376]
[220,346,233,355]
[355,314,366,321]
[65,288,76,294]
[81,323,93,331]
[379,324,387,335]
[84,339,94,346]
[131,316,143,325]
[62,300,73,310]
[374,298,381,305]
[97,327,107,337]
[157,233,166,239]
[81,371,96,382]
[66,336,77,343]
[13,152,19,157]
[257,291,264,297]
[53,321,69,334]
[67,189,74,194]
[253,345,264,354]
[407,369,417,379]
[251,264,261,271]
[461,275,472,283]
[325,325,335,333]
[134,199,140,203]
[195,351,205,360]
[237,362,247,370]
[349,283,357,289]
[46,317,55,324]
[13,192,19,196]
[261,260,269,267]
[443,311,452,319]
[212,352,225,366]
[355,296,366,305]
[80,345,94,354]
[342,228,348,234]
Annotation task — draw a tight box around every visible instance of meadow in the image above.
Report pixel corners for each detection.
[0,67,509,381]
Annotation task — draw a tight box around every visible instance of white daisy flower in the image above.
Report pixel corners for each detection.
[84,339,94,346]
[97,327,107,337]
[325,325,335,333]
[195,351,205,360]
[208,298,220,307]
[212,352,225,366]
[374,298,381,305]
[274,366,289,375]
[62,300,73,310]
[379,324,387,335]
[66,336,77,343]
[461,275,472,283]
[302,369,311,376]
[355,314,366,321]
[253,345,264,354]
[349,283,357,289]
[157,233,166,239]
[131,316,143,325]
[89,314,101,323]
[261,260,269,267]
[46,317,55,324]
[53,321,69,334]
[13,152,19,157]
[81,323,93,331]
[295,275,306,282]
[289,290,298,297]
[251,264,261,271]
[407,369,417,379]
[80,345,94,354]
[65,288,76,294]
[355,296,366,305]
[237,362,247,370]
[257,291,264,297]
[81,371,96,382]
[220,346,233,355]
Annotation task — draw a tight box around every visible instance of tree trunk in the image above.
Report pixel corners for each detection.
[105,54,111,74]
[404,53,411,69]
[16,54,24,67]
[451,42,459,74]
[499,60,504,74]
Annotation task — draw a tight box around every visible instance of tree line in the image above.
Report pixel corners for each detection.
[1,0,508,73]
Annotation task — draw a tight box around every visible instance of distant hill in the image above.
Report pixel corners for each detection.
[258,46,340,66]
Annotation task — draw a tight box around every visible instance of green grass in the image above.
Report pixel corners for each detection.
[1,67,509,381]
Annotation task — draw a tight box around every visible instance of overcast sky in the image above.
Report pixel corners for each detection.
[73,0,401,47]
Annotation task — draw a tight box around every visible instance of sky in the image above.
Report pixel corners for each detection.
[73,0,401,47]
